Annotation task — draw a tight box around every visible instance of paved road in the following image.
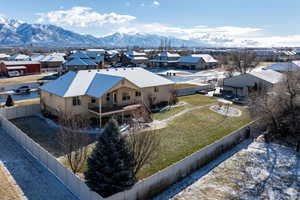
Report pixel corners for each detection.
[0,128,78,200]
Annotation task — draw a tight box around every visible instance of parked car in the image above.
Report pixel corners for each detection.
[8,70,20,77]
[232,96,248,105]
[14,86,31,94]
[197,90,208,95]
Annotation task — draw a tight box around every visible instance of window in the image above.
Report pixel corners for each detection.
[91,97,96,103]
[154,87,159,93]
[135,91,141,97]
[122,92,130,101]
[106,93,110,101]
[72,96,81,106]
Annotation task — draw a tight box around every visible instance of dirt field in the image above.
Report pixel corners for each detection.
[0,162,26,200]
[0,73,54,85]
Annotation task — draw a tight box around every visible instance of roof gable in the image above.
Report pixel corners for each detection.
[64,58,97,66]
[86,74,124,98]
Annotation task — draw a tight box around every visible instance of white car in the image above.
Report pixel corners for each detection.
[8,70,20,77]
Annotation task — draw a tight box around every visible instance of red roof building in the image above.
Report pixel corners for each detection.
[0,61,41,77]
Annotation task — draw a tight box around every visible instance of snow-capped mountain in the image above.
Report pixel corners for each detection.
[0,17,204,47]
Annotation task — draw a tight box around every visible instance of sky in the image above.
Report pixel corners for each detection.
[1,0,300,47]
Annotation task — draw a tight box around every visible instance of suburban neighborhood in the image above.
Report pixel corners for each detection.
[0,1,300,200]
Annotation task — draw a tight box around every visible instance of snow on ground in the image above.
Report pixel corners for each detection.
[0,128,78,200]
[156,140,300,200]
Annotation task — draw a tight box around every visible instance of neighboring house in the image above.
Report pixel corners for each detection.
[150,52,180,67]
[64,58,98,71]
[30,54,45,61]
[9,53,30,61]
[105,50,120,65]
[65,51,103,70]
[122,51,148,65]
[83,49,105,66]
[0,53,10,60]
[84,49,105,57]
[0,61,41,77]
[223,70,284,97]
[40,53,65,73]
[30,53,65,72]
[40,67,174,127]
[178,54,218,70]
[263,62,300,72]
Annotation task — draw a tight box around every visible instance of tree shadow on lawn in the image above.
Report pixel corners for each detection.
[10,116,97,157]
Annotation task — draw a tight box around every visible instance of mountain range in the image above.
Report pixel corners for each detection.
[0,17,205,48]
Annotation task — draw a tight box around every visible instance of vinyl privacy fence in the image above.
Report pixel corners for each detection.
[0,104,41,119]
[0,107,105,200]
[107,121,254,200]
[0,105,254,200]
[176,85,214,96]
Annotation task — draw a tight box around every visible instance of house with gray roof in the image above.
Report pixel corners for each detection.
[263,61,300,72]
[40,67,174,127]
[150,52,180,67]
[223,70,284,97]
[178,54,218,70]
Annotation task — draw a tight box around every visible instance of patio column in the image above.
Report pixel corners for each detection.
[99,98,102,129]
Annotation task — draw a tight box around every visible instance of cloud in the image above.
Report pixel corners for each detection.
[153,1,160,6]
[115,23,265,46]
[36,6,136,27]
[34,8,300,47]
[115,23,300,47]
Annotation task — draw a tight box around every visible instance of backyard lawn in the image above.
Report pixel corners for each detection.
[10,95,252,180]
[151,94,217,120]
[178,94,217,107]
[137,106,251,179]
[175,83,200,89]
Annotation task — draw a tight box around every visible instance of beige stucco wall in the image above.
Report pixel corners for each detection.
[41,81,175,117]
[41,91,90,116]
[141,84,175,106]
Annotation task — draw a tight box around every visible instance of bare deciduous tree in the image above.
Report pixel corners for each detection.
[127,123,160,176]
[249,71,300,151]
[226,51,258,76]
[58,111,91,174]
[169,89,178,105]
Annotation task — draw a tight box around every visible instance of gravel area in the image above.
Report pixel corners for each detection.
[210,105,242,117]
[0,129,78,200]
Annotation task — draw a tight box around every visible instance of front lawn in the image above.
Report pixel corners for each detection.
[137,106,251,179]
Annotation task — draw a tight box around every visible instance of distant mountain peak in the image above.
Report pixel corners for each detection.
[0,17,205,47]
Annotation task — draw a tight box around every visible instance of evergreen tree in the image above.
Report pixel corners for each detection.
[5,95,14,107]
[84,119,136,197]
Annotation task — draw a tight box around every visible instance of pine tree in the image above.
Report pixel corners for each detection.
[5,95,14,107]
[84,119,136,197]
